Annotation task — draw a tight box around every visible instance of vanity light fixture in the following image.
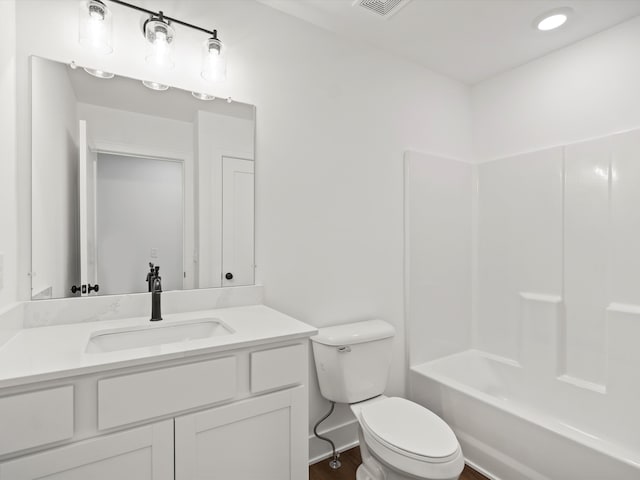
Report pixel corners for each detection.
[142,80,169,91]
[192,92,216,101]
[78,0,113,54]
[83,67,115,79]
[535,8,572,31]
[79,1,227,82]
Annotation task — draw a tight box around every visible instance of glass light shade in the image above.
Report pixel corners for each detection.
[192,92,216,101]
[201,37,227,82]
[142,80,169,91]
[78,0,113,54]
[145,18,175,70]
[83,67,114,79]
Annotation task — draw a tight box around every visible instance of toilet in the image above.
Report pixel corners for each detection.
[311,320,464,480]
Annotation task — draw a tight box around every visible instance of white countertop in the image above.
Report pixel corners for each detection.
[0,305,317,389]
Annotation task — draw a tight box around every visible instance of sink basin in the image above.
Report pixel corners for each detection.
[86,318,234,353]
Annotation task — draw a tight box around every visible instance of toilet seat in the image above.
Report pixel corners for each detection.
[359,397,460,463]
[354,397,464,479]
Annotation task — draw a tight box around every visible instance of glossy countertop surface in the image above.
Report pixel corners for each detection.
[0,305,317,389]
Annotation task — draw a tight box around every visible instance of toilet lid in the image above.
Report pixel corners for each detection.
[360,397,459,460]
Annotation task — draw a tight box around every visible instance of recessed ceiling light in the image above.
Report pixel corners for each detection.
[538,14,567,31]
[142,80,169,91]
[192,91,215,101]
[535,8,572,31]
[83,67,114,79]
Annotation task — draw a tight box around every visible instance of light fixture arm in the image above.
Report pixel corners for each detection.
[107,0,218,37]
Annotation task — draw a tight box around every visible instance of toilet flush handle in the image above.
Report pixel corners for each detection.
[337,345,351,353]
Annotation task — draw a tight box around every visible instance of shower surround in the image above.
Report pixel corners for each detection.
[404,128,640,479]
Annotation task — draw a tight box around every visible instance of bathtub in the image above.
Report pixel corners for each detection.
[409,350,640,480]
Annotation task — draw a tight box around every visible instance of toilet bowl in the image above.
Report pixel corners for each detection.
[351,396,464,480]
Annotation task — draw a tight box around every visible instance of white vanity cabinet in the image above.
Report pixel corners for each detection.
[0,421,173,480]
[0,338,311,480]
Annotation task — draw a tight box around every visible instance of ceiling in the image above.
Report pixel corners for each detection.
[257,0,640,84]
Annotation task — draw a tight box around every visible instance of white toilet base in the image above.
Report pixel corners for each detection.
[356,463,382,480]
[355,431,462,480]
[356,453,462,480]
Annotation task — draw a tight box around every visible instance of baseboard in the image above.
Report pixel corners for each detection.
[308,419,359,465]
[465,459,500,480]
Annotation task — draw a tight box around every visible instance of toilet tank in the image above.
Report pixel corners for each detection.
[311,320,395,404]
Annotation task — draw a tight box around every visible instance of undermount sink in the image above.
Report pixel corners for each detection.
[86,318,234,353]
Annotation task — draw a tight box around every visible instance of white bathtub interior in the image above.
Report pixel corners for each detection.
[405,127,640,479]
[410,351,640,480]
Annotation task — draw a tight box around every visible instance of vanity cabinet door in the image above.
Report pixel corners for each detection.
[0,420,173,480]
[175,387,308,480]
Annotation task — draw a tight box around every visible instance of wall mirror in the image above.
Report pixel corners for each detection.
[30,56,256,300]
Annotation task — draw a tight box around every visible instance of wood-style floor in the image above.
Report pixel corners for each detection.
[309,447,489,480]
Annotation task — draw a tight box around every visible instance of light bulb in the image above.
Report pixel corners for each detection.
[155,30,167,45]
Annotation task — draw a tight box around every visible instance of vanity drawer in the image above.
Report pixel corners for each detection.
[98,357,237,430]
[0,385,74,456]
[250,344,306,393]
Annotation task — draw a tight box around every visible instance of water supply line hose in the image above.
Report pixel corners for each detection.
[313,401,342,469]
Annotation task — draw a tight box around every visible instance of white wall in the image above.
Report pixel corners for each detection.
[31,58,80,299]
[404,151,472,366]
[242,5,472,447]
[472,15,640,162]
[12,0,473,459]
[0,0,17,309]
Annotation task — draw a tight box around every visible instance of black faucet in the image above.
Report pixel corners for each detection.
[146,263,156,292]
[150,265,162,321]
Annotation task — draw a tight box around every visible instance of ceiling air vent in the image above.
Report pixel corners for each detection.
[354,0,412,18]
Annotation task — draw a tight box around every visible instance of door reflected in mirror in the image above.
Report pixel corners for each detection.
[30,56,256,299]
